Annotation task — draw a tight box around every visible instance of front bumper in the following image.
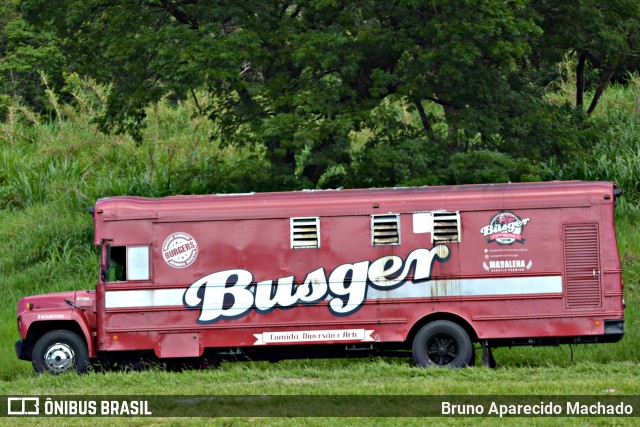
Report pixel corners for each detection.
[15,340,29,361]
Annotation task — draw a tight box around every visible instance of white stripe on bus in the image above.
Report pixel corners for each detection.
[105,275,563,309]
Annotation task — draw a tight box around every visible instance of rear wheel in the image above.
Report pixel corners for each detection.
[412,320,473,368]
[32,330,89,374]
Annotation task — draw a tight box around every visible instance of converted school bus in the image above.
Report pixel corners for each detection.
[16,181,625,374]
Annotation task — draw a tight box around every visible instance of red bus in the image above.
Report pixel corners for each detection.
[16,181,624,374]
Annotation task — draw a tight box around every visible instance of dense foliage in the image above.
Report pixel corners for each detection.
[0,0,636,190]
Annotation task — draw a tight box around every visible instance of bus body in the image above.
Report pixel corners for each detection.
[16,181,624,373]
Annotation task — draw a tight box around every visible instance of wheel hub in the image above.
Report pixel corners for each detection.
[44,343,75,373]
[427,336,457,365]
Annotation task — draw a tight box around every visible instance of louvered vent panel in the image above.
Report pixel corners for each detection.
[432,211,460,242]
[372,214,400,245]
[564,224,601,308]
[291,217,320,248]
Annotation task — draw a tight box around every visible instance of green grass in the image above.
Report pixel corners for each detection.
[1,360,639,425]
[2,78,640,425]
[3,358,640,395]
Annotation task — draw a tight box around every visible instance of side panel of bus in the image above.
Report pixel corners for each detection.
[96,194,622,357]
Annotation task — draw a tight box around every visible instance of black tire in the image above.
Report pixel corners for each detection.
[412,320,473,368]
[32,330,89,375]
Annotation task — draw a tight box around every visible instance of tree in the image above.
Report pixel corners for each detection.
[534,0,640,115]
[19,1,632,189]
[0,1,65,114]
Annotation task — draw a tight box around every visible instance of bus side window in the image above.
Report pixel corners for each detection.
[107,246,127,282]
[127,246,150,281]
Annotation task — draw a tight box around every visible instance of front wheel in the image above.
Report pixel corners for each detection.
[412,320,473,368]
[32,330,89,374]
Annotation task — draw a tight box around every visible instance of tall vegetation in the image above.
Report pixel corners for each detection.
[543,74,640,209]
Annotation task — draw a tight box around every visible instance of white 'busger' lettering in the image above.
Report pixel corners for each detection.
[183,245,450,323]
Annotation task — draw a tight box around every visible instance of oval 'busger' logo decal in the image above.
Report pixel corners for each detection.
[480,212,531,245]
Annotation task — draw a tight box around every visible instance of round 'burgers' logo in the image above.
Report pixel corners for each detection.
[162,232,198,268]
[480,212,530,245]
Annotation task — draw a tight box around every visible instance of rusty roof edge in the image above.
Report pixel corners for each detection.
[94,181,611,222]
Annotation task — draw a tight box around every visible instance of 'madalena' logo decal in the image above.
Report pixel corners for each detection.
[183,246,450,324]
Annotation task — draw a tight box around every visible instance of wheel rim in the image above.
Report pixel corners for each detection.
[44,342,76,373]
[426,334,458,366]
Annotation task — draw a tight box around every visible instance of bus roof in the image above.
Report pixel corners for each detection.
[94,181,614,222]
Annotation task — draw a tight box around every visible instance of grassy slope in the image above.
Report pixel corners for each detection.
[1,81,640,425]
